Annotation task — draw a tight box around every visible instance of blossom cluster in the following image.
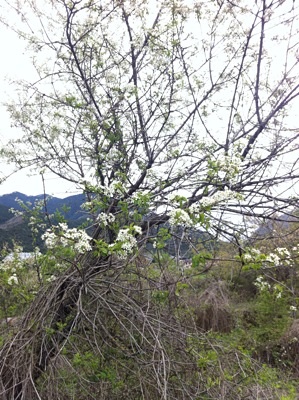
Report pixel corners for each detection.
[7,274,18,285]
[168,209,193,227]
[98,180,123,197]
[191,189,242,211]
[167,193,186,204]
[243,246,294,268]
[112,225,142,259]
[254,276,284,300]
[216,153,242,182]
[28,215,46,234]
[130,191,151,209]
[97,212,115,226]
[167,190,243,228]
[0,246,40,273]
[0,247,23,272]
[42,223,92,254]
[9,207,23,217]
[81,201,94,211]
[275,248,293,266]
[0,246,41,286]
[254,276,271,291]
[265,252,281,266]
[79,180,124,201]
[243,248,261,264]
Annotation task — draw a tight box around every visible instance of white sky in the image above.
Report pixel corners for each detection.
[0,21,79,198]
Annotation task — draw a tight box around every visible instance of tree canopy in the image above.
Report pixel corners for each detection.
[2,0,299,230]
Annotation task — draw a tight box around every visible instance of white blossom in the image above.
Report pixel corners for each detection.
[42,230,57,248]
[290,305,297,311]
[243,248,262,263]
[7,274,18,285]
[194,189,242,209]
[265,253,281,266]
[168,193,179,202]
[9,208,23,216]
[0,262,10,272]
[168,209,193,227]
[251,248,261,256]
[47,275,57,282]
[98,180,123,197]
[131,190,149,201]
[42,223,92,254]
[276,248,291,258]
[133,225,142,235]
[97,212,115,226]
[243,253,253,263]
[81,201,94,211]
[216,152,243,182]
[254,276,270,291]
[114,228,138,259]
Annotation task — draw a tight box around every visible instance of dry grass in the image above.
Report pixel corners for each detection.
[280,318,299,376]
[184,280,235,333]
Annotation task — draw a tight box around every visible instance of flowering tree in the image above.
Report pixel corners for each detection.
[1,0,299,398]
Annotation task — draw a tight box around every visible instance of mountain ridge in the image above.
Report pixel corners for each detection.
[0,192,87,251]
[0,192,86,223]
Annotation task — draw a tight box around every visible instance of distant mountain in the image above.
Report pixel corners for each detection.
[0,215,23,230]
[253,212,299,237]
[0,218,40,252]
[0,204,13,224]
[0,192,86,222]
[0,192,87,252]
[0,192,44,209]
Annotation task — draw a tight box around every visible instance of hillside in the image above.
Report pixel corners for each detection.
[0,192,86,221]
[0,204,13,224]
[0,192,86,251]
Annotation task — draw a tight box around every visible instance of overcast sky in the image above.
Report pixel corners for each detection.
[0,12,78,197]
[0,17,78,198]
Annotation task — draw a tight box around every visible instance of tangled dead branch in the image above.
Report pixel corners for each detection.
[0,238,204,399]
[0,246,291,399]
[0,250,111,399]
